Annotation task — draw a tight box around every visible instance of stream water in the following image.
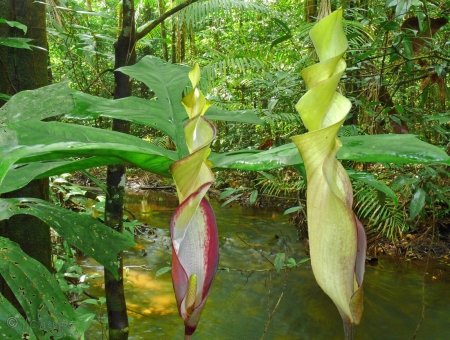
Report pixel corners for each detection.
[82,190,450,339]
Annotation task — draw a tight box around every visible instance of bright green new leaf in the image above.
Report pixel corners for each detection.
[409,188,426,220]
[283,206,303,215]
[249,190,258,205]
[0,19,27,33]
[274,253,286,273]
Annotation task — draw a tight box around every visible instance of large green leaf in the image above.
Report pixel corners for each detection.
[0,236,84,339]
[0,198,136,276]
[204,106,263,124]
[70,94,179,141]
[0,121,176,188]
[338,135,450,163]
[210,135,450,171]
[0,82,77,123]
[117,56,191,159]
[116,57,263,158]
[70,93,263,141]
[0,292,37,339]
[0,157,122,194]
[210,143,298,171]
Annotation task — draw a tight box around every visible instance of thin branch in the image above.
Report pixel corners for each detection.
[236,232,274,266]
[136,0,200,41]
[82,68,114,94]
[260,268,288,340]
[412,251,430,339]
[0,58,18,94]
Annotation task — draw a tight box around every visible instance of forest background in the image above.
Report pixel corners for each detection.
[0,0,450,339]
[33,0,450,244]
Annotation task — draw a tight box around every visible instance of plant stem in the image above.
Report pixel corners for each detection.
[343,319,355,340]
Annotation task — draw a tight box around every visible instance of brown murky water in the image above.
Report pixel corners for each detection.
[82,190,450,339]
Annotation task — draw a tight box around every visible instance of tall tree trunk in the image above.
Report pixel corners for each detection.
[103,1,204,337]
[0,0,51,309]
[158,0,169,61]
[305,0,317,23]
[179,16,186,62]
[171,12,177,63]
[104,1,136,339]
[317,0,331,21]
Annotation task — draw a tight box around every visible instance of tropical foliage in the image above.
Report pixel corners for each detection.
[0,0,449,338]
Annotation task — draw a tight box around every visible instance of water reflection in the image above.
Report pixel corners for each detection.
[82,191,450,339]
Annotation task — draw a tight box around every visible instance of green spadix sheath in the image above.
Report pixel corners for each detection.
[291,9,367,337]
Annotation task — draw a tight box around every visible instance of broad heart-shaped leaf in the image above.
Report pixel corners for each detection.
[0,120,176,189]
[117,56,192,159]
[209,134,450,171]
[0,198,136,277]
[0,236,84,339]
[0,157,122,194]
[0,292,38,339]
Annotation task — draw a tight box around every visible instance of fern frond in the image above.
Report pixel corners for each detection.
[262,112,302,124]
[354,181,406,240]
[181,0,271,28]
[200,57,266,90]
[255,170,304,197]
[343,20,374,46]
[338,125,359,137]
